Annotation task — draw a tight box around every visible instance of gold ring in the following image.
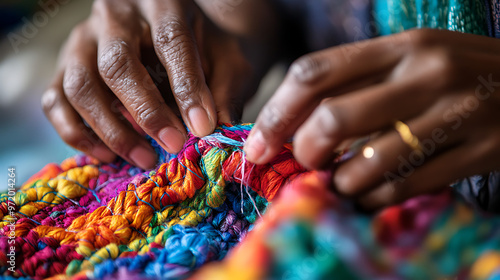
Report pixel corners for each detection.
[394,120,422,153]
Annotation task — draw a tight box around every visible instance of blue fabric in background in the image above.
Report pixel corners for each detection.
[372,0,500,212]
[272,0,499,53]
[273,0,500,212]
[493,0,500,37]
[2,0,499,210]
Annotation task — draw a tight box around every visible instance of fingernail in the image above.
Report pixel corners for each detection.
[129,145,157,169]
[244,130,267,163]
[159,127,185,153]
[91,145,116,163]
[188,106,213,136]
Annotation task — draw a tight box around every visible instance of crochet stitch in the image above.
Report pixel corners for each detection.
[1,123,500,279]
[0,124,304,279]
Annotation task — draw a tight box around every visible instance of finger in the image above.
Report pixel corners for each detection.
[295,42,500,170]
[92,1,187,154]
[293,78,443,170]
[42,72,116,163]
[63,60,159,170]
[333,101,466,198]
[244,33,412,164]
[140,0,217,136]
[356,140,495,210]
[406,28,500,55]
[355,94,500,210]
[60,21,158,169]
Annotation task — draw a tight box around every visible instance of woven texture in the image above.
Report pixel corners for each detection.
[0,124,305,279]
[2,123,500,280]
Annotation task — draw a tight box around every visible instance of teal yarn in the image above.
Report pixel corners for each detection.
[375,0,489,35]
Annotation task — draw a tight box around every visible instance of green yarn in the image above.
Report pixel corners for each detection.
[66,260,83,276]
[202,147,230,209]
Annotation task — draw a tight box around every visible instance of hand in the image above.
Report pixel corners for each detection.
[244,29,500,209]
[42,0,260,169]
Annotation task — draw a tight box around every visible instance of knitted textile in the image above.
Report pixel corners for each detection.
[1,123,500,279]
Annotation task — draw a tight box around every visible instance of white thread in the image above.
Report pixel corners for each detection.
[239,136,262,218]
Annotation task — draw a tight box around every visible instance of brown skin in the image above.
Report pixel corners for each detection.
[244,29,500,209]
[42,0,279,170]
[45,1,500,210]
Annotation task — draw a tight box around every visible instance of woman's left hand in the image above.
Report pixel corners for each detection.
[244,29,500,209]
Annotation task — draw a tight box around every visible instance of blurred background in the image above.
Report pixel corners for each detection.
[0,0,283,191]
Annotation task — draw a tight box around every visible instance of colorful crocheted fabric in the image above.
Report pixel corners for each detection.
[1,123,500,279]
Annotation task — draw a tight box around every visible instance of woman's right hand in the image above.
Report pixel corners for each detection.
[42,0,269,169]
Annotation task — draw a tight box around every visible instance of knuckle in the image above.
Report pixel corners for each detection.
[259,104,294,136]
[91,0,114,18]
[427,48,458,88]
[133,101,164,131]
[60,26,86,60]
[91,0,107,13]
[60,126,86,148]
[378,193,399,208]
[91,0,135,25]
[171,72,202,106]
[407,28,439,49]
[387,181,405,200]
[154,17,202,104]
[70,21,90,41]
[289,54,330,84]
[292,141,325,170]
[316,104,344,139]
[41,89,59,115]
[334,172,358,197]
[154,17,190,50]
[98,41,131,82]
[63,64,93,104]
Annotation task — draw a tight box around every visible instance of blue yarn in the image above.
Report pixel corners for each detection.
[127,166,144,176]
[92,181,267,279]
[202,135,244,147]
[37,241,47,250]
[114,257,133,267]
[129,253,154,271]
[216,123,254,133]
[224,183,268,223]
[490,271,500,280]
[92,221,237,279]
[211,212,227,226]
[146,263,190,280]
[147,135,174,164]
[94,259,116,279]
[165,226,208,268]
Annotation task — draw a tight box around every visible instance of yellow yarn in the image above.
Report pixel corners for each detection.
[470,251,500,278]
